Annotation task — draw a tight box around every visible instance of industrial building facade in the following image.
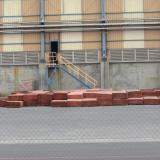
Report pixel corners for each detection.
[0,0,160,94]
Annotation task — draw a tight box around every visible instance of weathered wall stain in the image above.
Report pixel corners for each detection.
[0,66,39,95]
[109,63,160,90]
[0,63,160,94]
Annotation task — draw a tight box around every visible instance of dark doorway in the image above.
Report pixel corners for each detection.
[50,41,59,64]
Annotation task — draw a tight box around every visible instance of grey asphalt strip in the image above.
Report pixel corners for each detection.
[0,105,159,159]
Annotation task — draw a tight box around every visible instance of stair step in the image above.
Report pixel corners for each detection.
[59,55,97,88]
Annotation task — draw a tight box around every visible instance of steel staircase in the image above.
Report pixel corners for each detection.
[45,53,97,88]
[58,55,97,88]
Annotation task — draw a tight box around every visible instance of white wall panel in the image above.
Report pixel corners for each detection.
[3,0,22,23]
[3,34,23,52]
[3,0,23,52]
[61,0,82,21]
[61,0,82,50]
[124,0,144,19]
[125,0,143,12]
[124,30,144,48]
[123,0,144,48]
[61,32,82,50]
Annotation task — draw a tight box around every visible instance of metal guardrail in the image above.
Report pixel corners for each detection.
[45,52,58,67]
[61,50,101,64]
[0,50,100,66]
[0,52,39,66]
[109,48,160,63]
[1,49,159,66]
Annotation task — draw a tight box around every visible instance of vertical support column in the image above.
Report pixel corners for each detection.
[40,0,45,61]
[39,0,48,90]
[100,0,110,89]
[102,33,107,59]
[101,0,107,60]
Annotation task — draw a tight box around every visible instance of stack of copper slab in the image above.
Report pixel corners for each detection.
[112,90,128,106]
[0,88,160,108]
[128,90,143,105]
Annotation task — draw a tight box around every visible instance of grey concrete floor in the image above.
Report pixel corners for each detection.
[0,105,160,159]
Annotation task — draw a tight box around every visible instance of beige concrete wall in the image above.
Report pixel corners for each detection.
[0,34,3,52]
[106,0,124,21]
[144,30,160,48]
[0,0,3,23]
[23,33,40,52]
[144,0,160,19]
[82,0,100,21]
[144,0,160,10]
[144,0,160,48]
[107,0,124,48]
[22,0,39,23]
[106,0,124,13]
[108,31,123,49]
[45,0,61,22]
[82,32,101,49]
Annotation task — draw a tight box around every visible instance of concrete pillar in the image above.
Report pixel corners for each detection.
[101,61,110,88]
[57,68,61,90]
[39,0,48,90]
[101,62,105,88]
[39,63,48,90]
